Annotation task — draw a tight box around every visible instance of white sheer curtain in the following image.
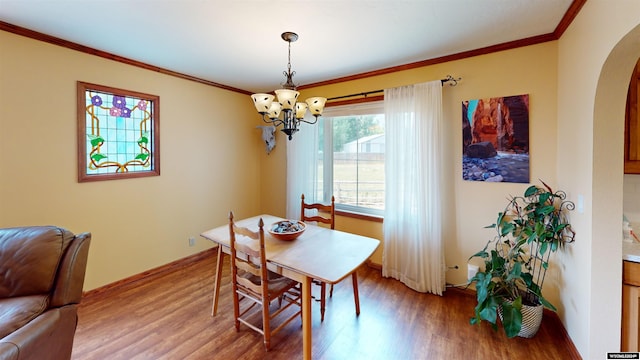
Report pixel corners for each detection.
[382,80,446,295]
[285,113,320,220]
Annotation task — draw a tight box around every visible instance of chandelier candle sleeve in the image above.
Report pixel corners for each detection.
[250,31,326,140]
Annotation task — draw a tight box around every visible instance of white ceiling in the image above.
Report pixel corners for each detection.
[0,0,575,93]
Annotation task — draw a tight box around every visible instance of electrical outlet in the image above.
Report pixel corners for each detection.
[189,237,196,247]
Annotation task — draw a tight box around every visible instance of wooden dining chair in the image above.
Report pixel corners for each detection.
[300,194,360,322]
[228,212,301,351]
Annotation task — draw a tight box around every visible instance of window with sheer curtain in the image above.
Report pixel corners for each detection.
[286,82,447,296]
[318,101,385,216]
[382,80,446,295]
[285,101,385,218]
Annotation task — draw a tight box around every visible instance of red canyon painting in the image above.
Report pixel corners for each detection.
[462,94,529,183]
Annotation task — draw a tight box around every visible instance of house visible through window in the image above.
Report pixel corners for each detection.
[317,101,385,216]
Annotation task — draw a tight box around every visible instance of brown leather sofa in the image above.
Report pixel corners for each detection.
[0,226,91,360]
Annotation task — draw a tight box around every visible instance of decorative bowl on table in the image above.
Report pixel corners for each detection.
[268,220,306,241]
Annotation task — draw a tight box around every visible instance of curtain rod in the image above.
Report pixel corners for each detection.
[326,74,461,101]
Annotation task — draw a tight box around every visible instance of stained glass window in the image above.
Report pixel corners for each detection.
[77,82,160,182]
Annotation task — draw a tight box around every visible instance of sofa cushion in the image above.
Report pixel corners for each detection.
[0,296,49,339]
[0,226,74,298]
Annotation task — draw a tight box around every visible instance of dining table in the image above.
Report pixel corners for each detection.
[200,214,380,360]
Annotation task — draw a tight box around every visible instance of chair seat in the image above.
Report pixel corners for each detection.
[237,270,299,298]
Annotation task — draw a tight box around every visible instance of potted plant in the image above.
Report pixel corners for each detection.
[468,180,576,338]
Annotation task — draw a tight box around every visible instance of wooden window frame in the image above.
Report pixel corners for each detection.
[77,81,160,182]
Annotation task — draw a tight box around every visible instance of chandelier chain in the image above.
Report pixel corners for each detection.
[288,40,291,75]
[282,36,296,90]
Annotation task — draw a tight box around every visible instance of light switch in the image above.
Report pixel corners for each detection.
[577,194,584,214]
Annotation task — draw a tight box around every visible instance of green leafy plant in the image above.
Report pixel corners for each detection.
[468,180,576,338]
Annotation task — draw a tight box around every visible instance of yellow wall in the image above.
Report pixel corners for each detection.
[262,42,560,290]
[3,3,640,356]
[0,31,262,290]
[557,1,640,357]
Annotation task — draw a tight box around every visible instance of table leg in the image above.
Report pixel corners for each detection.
[302,276,312,360]
[211,245,224,316]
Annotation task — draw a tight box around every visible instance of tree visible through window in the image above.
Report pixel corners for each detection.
[319,101,384,216]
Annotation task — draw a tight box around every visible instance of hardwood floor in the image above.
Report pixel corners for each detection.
[71,248,580,360]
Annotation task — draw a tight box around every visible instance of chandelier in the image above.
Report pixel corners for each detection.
[251,32,327,140]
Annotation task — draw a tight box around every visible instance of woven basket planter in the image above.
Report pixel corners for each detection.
[499,301,544,338]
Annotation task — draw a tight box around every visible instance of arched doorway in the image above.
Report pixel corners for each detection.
[593,23,640,351]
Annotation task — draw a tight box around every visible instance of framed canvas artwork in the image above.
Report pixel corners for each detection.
[462,94,529,183]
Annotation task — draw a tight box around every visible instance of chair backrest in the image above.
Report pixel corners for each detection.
[300,194,335,229]
[228,212,268,298]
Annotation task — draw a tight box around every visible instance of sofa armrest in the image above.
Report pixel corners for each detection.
[0,306,77,360]
[50,233,91,307]
[0,343,18,360]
